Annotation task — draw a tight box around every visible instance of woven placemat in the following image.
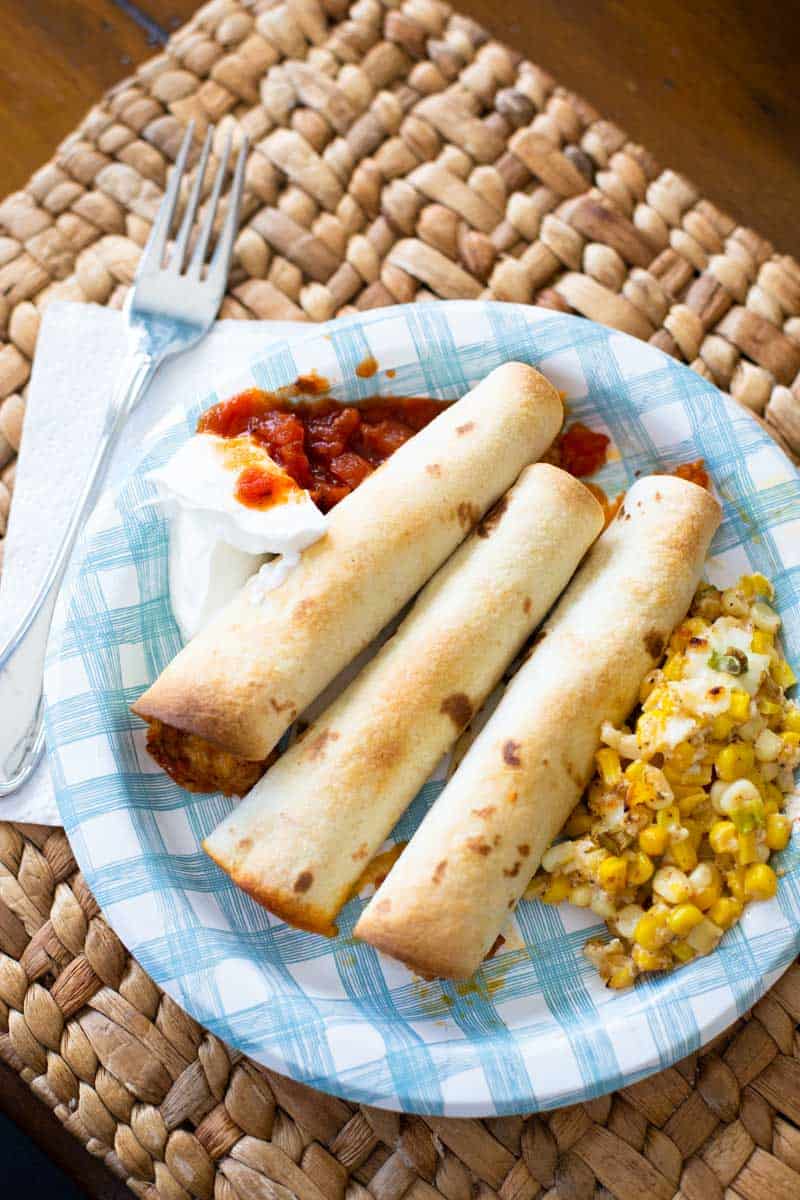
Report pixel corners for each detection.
[2,2,800,1197]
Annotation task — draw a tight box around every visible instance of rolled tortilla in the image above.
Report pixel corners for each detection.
[355,474,722,978]
[203,464,603,932]
[132,363,562,782]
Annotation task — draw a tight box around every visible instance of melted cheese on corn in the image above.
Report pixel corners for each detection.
[528,575,799,989]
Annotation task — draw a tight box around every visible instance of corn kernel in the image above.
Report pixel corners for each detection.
[626,850,654,886]
[781,731,800,749]
[670,839,698,872]
[783,710,800,733]
[671,941,696,963]
[598,856,628,891]
[712,714,736,740]
[687,917,723,954]
[662,656,685,682]
[596,747,621,783]
[541,875,572,904]
[683,820,704,849]
[690,863,722,910]
[752,601,780,634]
[716,744,755,782]
[752,629,774,654]
[639,825,668,856]
[708,896,743,929]
[729,690,751,721]
[632,945,668,972]
[765,813,792,851]
[652,865,692,904]
[671,741,695,770]
[564,808,593,837]
[570,884,593,907]
[678,791,707,816]
[608,963,635,989]
[709,820,738,855]
[771,659,797,689]
[743,863,778,901]
[726,867,747,901]
[736,830,758,866]
[634,911,669,951]
[667,903,704,936]
[759,698,782,717]
[755,729,783,762]
[765,782,784,809]
[742,573,773,600]
[656,806,681,831]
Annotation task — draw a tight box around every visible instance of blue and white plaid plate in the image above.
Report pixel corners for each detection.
[44,301,800,1116]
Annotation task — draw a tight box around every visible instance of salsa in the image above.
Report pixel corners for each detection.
[199,385,449,511]
[558,421,610,477]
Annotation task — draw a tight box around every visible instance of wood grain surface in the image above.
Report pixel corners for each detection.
[0,2,798,1197]
[0,0,797,254]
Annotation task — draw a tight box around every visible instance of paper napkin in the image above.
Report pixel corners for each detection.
[0,302,305,824]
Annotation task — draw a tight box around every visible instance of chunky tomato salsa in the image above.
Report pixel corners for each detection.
[198,384,449,512]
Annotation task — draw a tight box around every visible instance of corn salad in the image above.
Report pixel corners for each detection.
[526,574,799,990]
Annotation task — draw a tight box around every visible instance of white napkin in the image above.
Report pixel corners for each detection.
[0,302,306,825]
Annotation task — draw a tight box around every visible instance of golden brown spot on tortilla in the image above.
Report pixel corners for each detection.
[306,729,340,761]
[440,692,473,729]
[270,697,296,714]
[426,462,442,477]
[523,597,532,614]
[456,421,475,435]
[487,934,505,959]
[503,740,522,767]
[508,898,515,909]
[457,500,480,530]
[476,494,509,538]
[503,861,521,878]
[294,871,313,893]
[237,837,253,853]
[507,790,518,804]
[493,834,502,846]
[518,843,530,857]
[644,629,666,659]
[356,355,378,378]
[433,860,447,884]
[655,490,662,501]
[386,368,396,379]
[352,843,369,862]
[376,899,391,913]
[472,805,496,819]
[466,837,492,856]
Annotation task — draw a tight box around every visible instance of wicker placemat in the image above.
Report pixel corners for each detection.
[2,2,800,1197]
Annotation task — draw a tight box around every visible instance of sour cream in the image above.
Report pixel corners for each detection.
[149,432,326,641]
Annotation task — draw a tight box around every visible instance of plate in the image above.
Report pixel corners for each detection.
[44,300,800,1116]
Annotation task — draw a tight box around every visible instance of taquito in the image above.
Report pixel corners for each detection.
[203,464,603,932]
[132,363,562,788]
[355,475,722,978]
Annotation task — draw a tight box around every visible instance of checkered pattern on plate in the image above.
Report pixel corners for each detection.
[44,302,800,1116]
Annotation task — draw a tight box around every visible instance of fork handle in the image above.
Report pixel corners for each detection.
[0,348,157,794]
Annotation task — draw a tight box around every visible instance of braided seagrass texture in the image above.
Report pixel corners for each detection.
[3,821,800,1199]
[1,1,800,1196]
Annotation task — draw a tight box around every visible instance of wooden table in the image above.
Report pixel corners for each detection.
[1,2,798,1196]
[1,1,798,255]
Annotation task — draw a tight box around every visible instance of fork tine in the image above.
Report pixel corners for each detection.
[136,122,195,277]
[205,136,249,294]
[187,135,232,279]
[169,124,214,274]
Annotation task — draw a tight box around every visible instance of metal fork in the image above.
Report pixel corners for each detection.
[0,122,249,795]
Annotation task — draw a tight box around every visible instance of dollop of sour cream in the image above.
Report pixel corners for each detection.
[149,432,326,641]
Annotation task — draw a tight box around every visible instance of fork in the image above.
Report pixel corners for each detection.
[0,122,248,795]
